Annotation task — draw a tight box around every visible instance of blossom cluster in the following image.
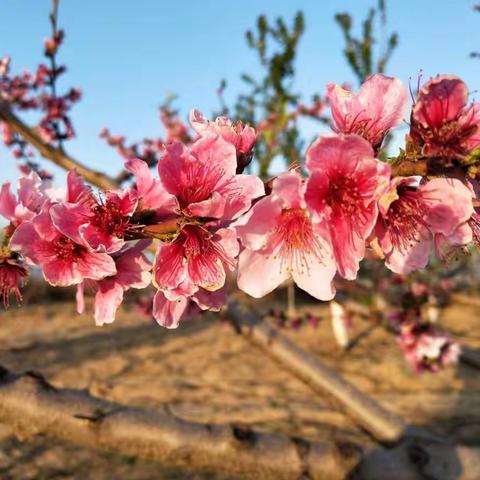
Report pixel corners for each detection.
[1,73,480,334]
[0,28,81,167]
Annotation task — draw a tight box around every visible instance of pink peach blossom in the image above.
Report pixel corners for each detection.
[151,224,238,329]
[236,171,336,300]
[190,109,256,172]
[50,171,138,254]
[158,135,264,221]
[327,74,408,149]
[0,170,48,227]
[76,241,151,325]
[377,177,474,273]
[410,75,480,159]
[9,204,116,287]
[305,134,391,280]
[154,224,238,294]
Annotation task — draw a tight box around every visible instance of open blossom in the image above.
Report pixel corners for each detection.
[409,75,480,160]
[376,177,474,273]
[236,171,336,300]
[159,134,264,221]
[327,74,408,149]
[305,134,391,280]
[152,225,238,328]
[154,225,238,295]
[0,250,28,306]
[50,171,138,254]
[190,109,256,173]
[76,241,151,325]
[9,204,116,287]
[0,171,48,227]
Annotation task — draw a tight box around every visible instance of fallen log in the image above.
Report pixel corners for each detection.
[0,365,361,480]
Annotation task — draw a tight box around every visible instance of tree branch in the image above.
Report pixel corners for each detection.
[0,365,361,479]
[227,301,413,443]
[391,160,428,177]
[0,102,118,190]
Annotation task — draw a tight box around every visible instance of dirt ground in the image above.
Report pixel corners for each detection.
[0,289,479,479]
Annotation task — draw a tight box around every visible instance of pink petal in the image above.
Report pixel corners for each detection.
[17,171,44,212]
[0,182,17,220]
[43,259,82,286]
[220,174,265,221]
[9,222,44,263]
[50,202,90,246]
[422,178,474,236]
[237,247,289,298]
[66,170,92,203]
[106,188,138,216]
[356,74,408,131]
[234,195,282,251]
[291,233,336,300]
[125,158,176,214]
[306,133,374,175]
[187,251,226,292]
[460,103,480,151]
[94,280,124,325]
[189,109,209,134]
[326,83,362,132]
[184,191,226,218]
[413,75,468,129]
[193,134,237,180]
[153,242,186,290]
[193,286,227,311]
[271,171,304,209]
[385,235,432,274]
[153,290,188,329]
[330,211,374,280]
[76,283,85,314]
[114,249,152,289]
[81,223,125,254]
[76,251,117,280]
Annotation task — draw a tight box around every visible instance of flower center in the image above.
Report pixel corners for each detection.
[92,200,130,237]
[385,186,428,252]
[53,236,82,260]
[179,160,227,209]
[274,208,324,272]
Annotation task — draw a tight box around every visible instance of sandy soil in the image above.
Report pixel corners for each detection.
[0,290,479,479]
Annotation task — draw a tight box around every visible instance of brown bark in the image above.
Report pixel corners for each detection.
[0,102,118,190]
[391,160,428,177]
[0,365,361,480]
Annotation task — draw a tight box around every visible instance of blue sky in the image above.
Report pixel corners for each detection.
[0,0,479,187]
